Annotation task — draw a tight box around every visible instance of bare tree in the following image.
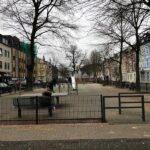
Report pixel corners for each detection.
[89,50,103,81]
[66,45,86,75]
[1,0,78,89]
[58,64,70,78]
[120,1,150,91]
[91,1,133,84]
[111,0,150,8]
[80,59,93,78]
[89,0,150,90]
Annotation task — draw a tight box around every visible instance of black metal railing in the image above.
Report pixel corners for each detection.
[118,92,150,114]
[0,92,148,125]
[101,94,145,123]
[0,95,102,125]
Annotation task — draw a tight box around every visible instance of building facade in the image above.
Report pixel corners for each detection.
[6,36,27,80]
[123,48,136,83]
[0,35,12,82]
[36,57,46,82]
[140,42,150,83]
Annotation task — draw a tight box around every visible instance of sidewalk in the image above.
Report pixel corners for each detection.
[0,123,150,141]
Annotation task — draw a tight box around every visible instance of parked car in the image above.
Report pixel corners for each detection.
[0,83,12,93]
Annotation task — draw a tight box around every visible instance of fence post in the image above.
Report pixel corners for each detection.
[141,95,145,122]
[118,93,122,115]
[101,96,106,123]
[17,98,22,118]
[35,96,39,124]
[100,94,103,120]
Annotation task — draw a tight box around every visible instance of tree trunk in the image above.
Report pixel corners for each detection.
[119,11,123,86]
[27,40,35,90]
[72,52,76,75]
[135,29,141,91]
[119,42,123,85]
[26,9,38,90]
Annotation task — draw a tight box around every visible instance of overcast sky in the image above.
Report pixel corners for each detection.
[0,3,104,66]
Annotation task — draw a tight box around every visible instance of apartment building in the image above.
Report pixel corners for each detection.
[140,37,150,83]
[0,35,12,82]
[5,36,26,80]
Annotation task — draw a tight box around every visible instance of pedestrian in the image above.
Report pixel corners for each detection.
[47,81,54,92]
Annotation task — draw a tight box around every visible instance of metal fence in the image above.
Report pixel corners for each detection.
[0,92,148,125]
[101,95,145,123]
[0,95,102,125]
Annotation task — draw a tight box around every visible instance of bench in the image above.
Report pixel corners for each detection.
[13,96,53,118]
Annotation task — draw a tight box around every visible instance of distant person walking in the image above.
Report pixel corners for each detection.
[47,78,57,92]
[68,77,72,84]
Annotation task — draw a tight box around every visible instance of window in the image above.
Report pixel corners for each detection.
[5,50,7,57]
[144,61,147,68]
[0,48,2,56]
[5,62,7,69]
[148,59,150,68]
[146,48,149,55]
[141,73,145,82]
[7,51,9,58]
[8,63,10,70]
[147,72,149,82]
[2,38,8,45]
[0,61,2,69]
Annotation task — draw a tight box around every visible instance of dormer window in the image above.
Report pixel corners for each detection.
[2,38,8,45]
